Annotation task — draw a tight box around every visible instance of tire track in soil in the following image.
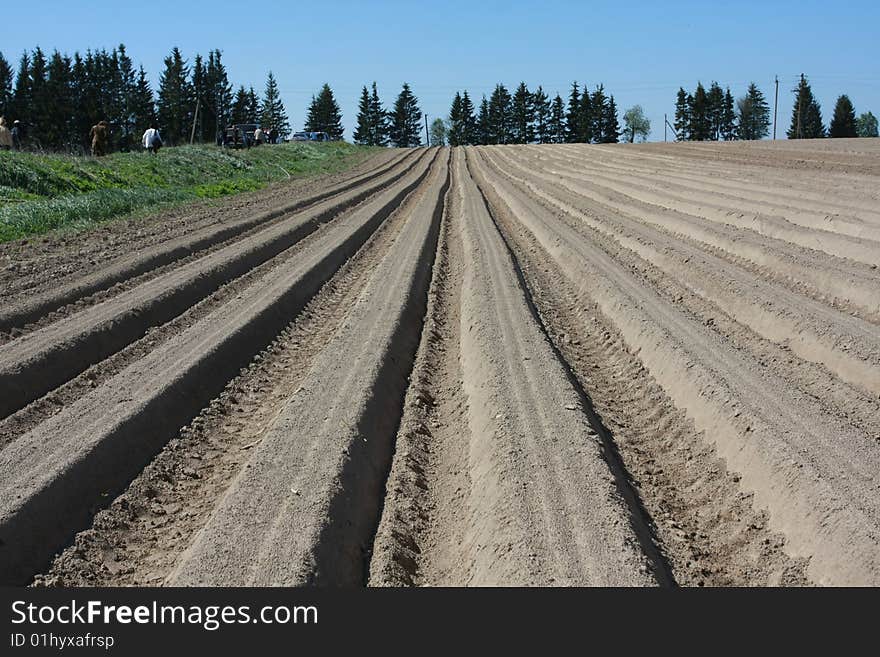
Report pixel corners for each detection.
[469,146,880,586]
[482,149,880,446]
[476,151,811,586]
[371,148,664,586]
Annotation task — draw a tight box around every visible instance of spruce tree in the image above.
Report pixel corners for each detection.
[11,51,30,126]
[460,90,476,145]
[246,87,260,124]
[204,50,232,140]
[673,87,690,141]
[511,81,534,144]
[736,83,770,140]
[533,86,551,144]
[231,86,249,125]
[132,66,156,132]
[577,88,592,143]
[721,87,737,141]
[487,83,512,144]
[389,82,421,147]
[788,74,824,139]
[191,54,206,141]
[707,81,724,140]
[0,52,12,120]
[156,47,193,145]
[260,71,290,137]
[549,93,566,144]
[477,96,490,145]
[602,95,620,143]
[565,81,580,143]
[829,94,857,138]
[447,91,464,146]
[305,83,343,140]
[43,50,73,150]
[354,85,372,145]
[590,84,608,143]
[369,82,388,146]
[688,82,711,141]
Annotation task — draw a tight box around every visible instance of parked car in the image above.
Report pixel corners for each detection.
[309,131,331,142]
[223,123,260,149]
[290,131,310,142]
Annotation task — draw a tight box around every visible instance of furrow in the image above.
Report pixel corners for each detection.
[167,151,450,586]
[0,149,437,585]
[469,145,880,586]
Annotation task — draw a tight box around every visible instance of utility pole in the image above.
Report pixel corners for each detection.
[773,75,779,140]
[664,113,667,142]
[424,114,429,146]
[190,98,200,145]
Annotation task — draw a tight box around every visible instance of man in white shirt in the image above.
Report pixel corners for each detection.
[142,124,162,154]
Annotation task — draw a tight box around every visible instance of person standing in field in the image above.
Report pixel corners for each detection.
[0,117,12,150]
[89,120,109,156]
[142,124,163,154]
[11,120,22,149]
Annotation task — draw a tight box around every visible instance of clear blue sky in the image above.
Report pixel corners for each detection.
[4,0,878,141]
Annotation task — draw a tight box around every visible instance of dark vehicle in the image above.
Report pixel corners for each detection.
[223,123,260,149]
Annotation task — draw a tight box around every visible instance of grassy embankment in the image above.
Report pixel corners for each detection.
[0,142,373,243]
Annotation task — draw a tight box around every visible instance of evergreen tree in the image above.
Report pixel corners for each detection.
[736,83,770,140]
[156,47,193,145]
[190,54,207,141]
[673,87,690,140]
[447,91,465,146]
[353,85,373,145]
[247,87,260,124]
[565,81,580,143]
[829,94,857,138]
[533,85,551,144]
[788,74,824,139]
[576,88,593,143]
[460,90,476,145]
[477,95,490,145]
[203,50,233,141]
[602,94,620,143]
[369,82,389,146]
[231,85,249,125]
[43,50,73,150]
[260,71,290,137]
[855,111,878,138]
[721,87,737,141]
[549,93,566,144]
[707,81,724,140]
[305,83,343,140]
[114,44,141,150]
[132,66,156,131]
[688,82,711,141]
[11,51,30,126]
[0,52,12,119]
[389,82,421,147]
[487,83,512,145]
[511,81,534,144]
[590,84,608,143]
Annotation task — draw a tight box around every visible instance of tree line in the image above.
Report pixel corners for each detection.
[0,45,296,151]
[440,82,628,146]
[673,75,878,141]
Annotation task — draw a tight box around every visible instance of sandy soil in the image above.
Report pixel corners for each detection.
[1,138,877,587]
